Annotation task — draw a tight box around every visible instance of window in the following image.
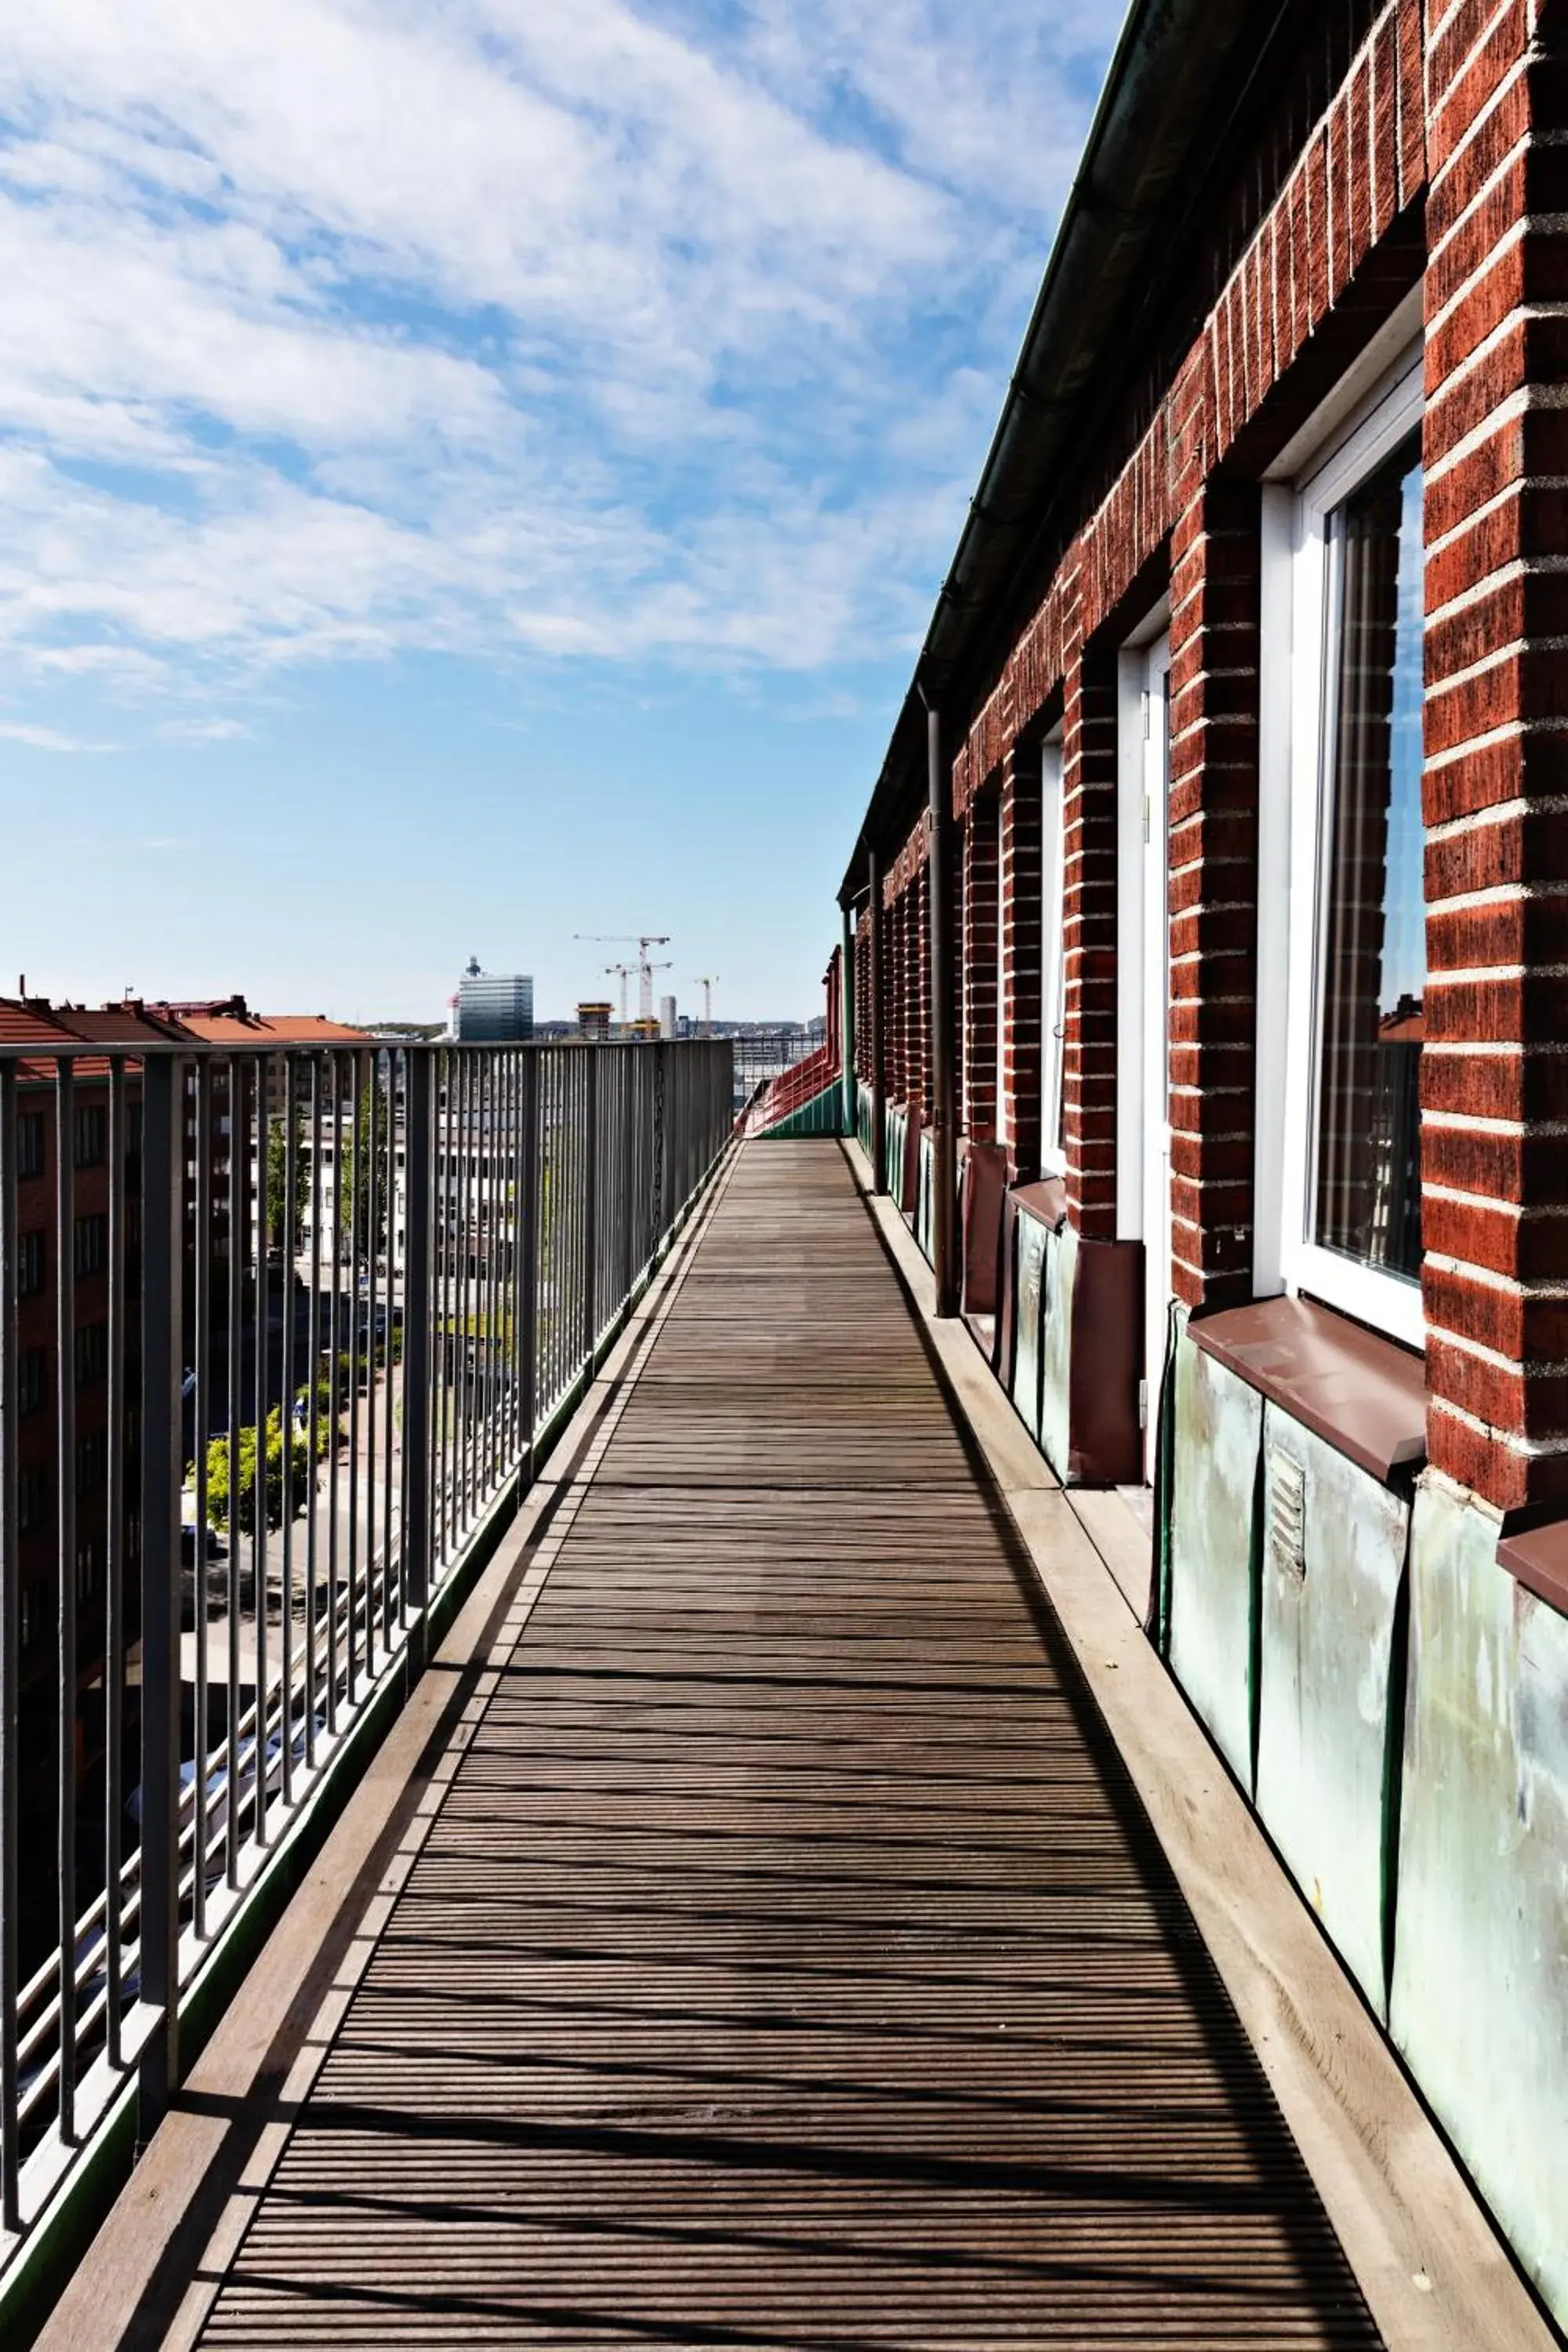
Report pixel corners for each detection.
[74,1211,106,1277]
[76,1540,98,1599]
[1314,441,1424,1283]
[16,1111,45,1179]
[19,1466,47,1534]
[73,1103,106,1167]
[77,1428,108,1494]
[1040,733,1067,1174]
[1271,344,1425,1346]
[75,1319,108,1388]
[18,1230,45,1296]
[20,1346,48,1415]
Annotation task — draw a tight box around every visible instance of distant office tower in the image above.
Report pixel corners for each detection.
[456,958,533,1041]
[659,994,677,1040]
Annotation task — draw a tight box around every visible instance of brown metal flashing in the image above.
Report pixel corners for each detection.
[959,1142,1008,1315]
[1068,1236,1144,1484]
[899,1103,923,1215]
[1497,1519,1568,1619]
[1014,1175,1067,1232]
[1191,1296,1425,1486]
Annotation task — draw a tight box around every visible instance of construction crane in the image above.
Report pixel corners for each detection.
[603,962,636,1025]
[692,975,718,1036]
[574,933,671,1022]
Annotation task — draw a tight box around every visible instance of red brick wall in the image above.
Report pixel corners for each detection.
[1167,481,1262,1312]
[1418,0,1568,1511]
[961,797,1000,1138]
[862,0,1568,1512]
[1062,637,1119,1240]
[1000,746,1043,1175]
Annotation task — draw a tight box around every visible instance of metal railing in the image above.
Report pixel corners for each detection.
[0,1037,731,2275]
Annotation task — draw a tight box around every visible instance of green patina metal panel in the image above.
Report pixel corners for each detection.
[1254,1409,1408,2019]
[1391,1481,1568,2331]
[856,1083,872,1156]
[1011,1212,1047,1441]
[884,1108,905,1198]
[1168,1331,1261,1791]
[1039,1219,1074,1478]
[916,1134,934,1262]
[755,1082,844,1140]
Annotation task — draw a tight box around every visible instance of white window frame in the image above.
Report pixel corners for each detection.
[1040,729,1067,1175]
[1261,339,1425,1349]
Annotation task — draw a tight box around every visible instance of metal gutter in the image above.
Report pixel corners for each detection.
[837,0,1260,905]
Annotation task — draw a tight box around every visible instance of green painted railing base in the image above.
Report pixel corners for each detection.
[752,1080,844,1140]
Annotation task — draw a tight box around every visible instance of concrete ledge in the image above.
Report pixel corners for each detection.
[29,1148,742,2352]
[840,1136,1555,2352]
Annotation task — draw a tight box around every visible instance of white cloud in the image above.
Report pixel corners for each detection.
[0,0,1112,710]
[0,720,118,751]
[157,717,252,741]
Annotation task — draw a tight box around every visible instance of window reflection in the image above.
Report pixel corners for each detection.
[1313,439,1424,1283]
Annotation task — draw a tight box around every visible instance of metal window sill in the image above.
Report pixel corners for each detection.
[1189,1294,1425,1486]
[1497,1519,1568,1618]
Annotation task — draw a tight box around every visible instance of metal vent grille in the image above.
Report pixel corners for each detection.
[1269,1447,1308,1582]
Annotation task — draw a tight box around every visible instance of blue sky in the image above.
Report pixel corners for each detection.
[0,0,1115,1023]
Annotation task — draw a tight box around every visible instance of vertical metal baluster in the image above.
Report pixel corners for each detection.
[345,1054,361,1709]
[464,1054,478,1533]
[105,1059,127,2062]
[431,1054,448,1578]
[382,1051,397,1641]
[621,1051,634,1316]
[137,1054,183,2145]
[401,1054,432,1669]
[583,1050,599,1377]
[0,1065,20,2227]
[471,1054,485,1508]
[306,1057,321,1769]
[326,1058,343,1737]
[485,1054,501,1497]
[519,1051,538,1473]
[364,1058,379,1675]
[451,1056,464,1545]
[225,1063,241,1891]
[462,1054,476,1537]
[279,1063,296,1811]
[252,1054,269,1851]
[507,1051,521,1477]
[55,1061,77,2145]
[191,1061,209,1940]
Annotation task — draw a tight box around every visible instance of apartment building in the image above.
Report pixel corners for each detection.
[836,2,1568,2325]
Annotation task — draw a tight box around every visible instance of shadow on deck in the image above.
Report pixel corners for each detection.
[94,1145,1382,2348]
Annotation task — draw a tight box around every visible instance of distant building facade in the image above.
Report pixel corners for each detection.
[455,960,533,1043]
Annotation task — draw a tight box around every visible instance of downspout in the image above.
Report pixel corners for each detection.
[924,691,958,1316]
[868,848,887,1195]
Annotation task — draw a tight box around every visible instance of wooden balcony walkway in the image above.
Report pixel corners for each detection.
[194,1143,1378,2350]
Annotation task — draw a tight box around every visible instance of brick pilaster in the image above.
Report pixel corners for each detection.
[888,884,902,1105]
[914,862,933,1119]
[1167,481,1261,1312]
[961,799,1000,1138]
[1062,635,1120,1237]
[1000,747,1043,1174]
[1420,0,1568,1511]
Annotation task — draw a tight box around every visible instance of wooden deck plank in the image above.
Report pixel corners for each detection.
[196,1143,1379,2350]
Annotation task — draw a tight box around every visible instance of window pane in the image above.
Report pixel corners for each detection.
[1314,437,1425,1284]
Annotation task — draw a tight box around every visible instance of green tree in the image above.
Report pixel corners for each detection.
[265,1118,311,1253]
[200,1409,310,1537]
[336,1069,391,1265]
